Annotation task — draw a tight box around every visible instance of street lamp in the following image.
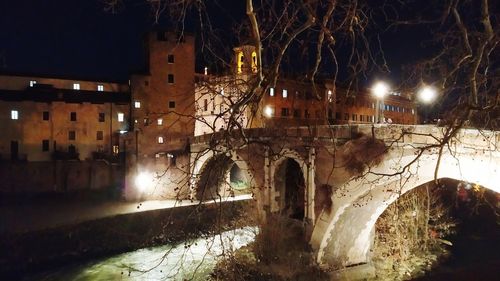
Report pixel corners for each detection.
[135,171,153,192]
[417,85,437,124]
[418,86,437,104]
[371,81,390,123]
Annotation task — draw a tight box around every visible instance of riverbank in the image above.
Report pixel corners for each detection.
[0,198,254,279]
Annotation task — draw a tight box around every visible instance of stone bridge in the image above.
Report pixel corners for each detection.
[189,124,500,268]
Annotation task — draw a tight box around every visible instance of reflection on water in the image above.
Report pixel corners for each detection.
[28,227,257,281]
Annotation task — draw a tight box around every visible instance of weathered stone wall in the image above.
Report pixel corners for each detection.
[0,160,123,193]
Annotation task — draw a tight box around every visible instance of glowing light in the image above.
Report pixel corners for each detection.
[372,81,389,99]
[263,105,274,118]
[135,172,153,192]
[418,86,437,103]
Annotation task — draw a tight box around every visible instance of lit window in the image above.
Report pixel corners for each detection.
[73,83,80,90]
[157,118,163,125]
[11,110,18,120]
[118,113,124,122]
[167,54,174,64]
[97,85,104,91]
[412,109,415,115]
[113,145,119,155]
[168,74,174,84]
[269,88,275,97]
[158,136,164,144]
[327,90,333,101]
[134,101,141,108]
[30,80,37,87]
[282,89,288,98]
[220,89,224,96]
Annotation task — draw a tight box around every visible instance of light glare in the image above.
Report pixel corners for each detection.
[418,86,436,103]
[372,82,389,99]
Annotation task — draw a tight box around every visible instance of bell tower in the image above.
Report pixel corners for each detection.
[233,45,258,75]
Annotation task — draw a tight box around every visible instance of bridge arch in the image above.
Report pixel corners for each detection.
[191,150,255,201]
[269,149,311,218]
[316,149,500,267]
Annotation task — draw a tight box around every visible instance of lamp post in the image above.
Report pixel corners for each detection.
[372,81,390,123]
[417,85,437,124]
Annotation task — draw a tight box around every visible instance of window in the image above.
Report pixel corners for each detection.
[68,131,76,140]
[335,112,341,120]
[96,131,103,140]
[30,80,37,87]
[352,114,357,121]
[168,74,174,84]
[42,111,49,121]
[344,113,349,120]
[73,83,80,90]
[203,99,208,111]
[42,140,49,152]
[305,109,310,119]
[144,118,149,126]
[134,101,141,108]
[158,136,164,144]
[169,101,176,109]
[281,107,289,117]
[70,112,77,121]
[269,87,275,97]
[97,84,104,92]
[99,112,105,122]
[327,90,333,101]
[167,54,175,63]
[11,110,18,120]
[118,113,124,122]
[144,80,149,86]
[282,89,288,98]
[360,115,364,122]
[157,118,163,125]
[293,109,301,118]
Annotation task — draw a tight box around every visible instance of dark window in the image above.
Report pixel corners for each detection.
[360,115,364,122]
[98,113,105,122]
[293,109,301,118]
[168,74,174,84]
[42,111,49,121]
[144,80,149,86]
[42,140,49,152]
[335,112,341,120]
[144,118,149,126]
[169,101,176,109]
[68,131,76,140]
[305,110,310,119]
[70,112,77,121]
[97,131,103,140]
[328,109,333,119]
[352,114,357,121]
[344,113,349,120]
[281,108,289,117]
[203,99,208,111]
[168,54,175,63]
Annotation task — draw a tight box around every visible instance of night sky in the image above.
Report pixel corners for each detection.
[0,0,431,84]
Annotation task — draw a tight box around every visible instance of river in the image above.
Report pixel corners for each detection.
[25,227,257,281]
